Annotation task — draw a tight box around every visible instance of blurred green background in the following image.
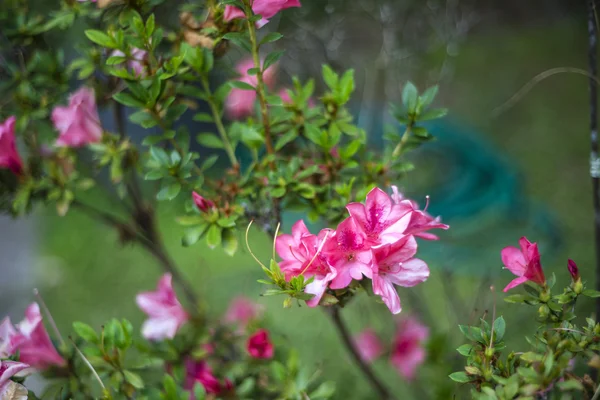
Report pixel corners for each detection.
[2,1,598,398]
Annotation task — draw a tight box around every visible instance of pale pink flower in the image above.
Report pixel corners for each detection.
[501,237,546,292]
[275,221,336,307]
[0,116,23,175]
[52,87,102,147]
[347,187,411,246]
[323,217,373,290]
[354,329,383,362]
[246,329,274,359]
[224,0,301,28]
[0,317,16,358]
[390,317,429,380]
[371,236,429,314]
[224,297,264,329]
[136,273,190,340]
[111,48,148,77]
[192,191,215,213]
[225,58,277,119]
[0,360,33,399]
[9,303,66,369]
[184,359,232,396]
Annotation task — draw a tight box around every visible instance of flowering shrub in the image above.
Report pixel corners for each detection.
[451,238,600,399]
[4,0,569,398]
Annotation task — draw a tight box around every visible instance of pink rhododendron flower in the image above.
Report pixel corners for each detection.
[0,116,23,175]
[225,58,277,119]
[501,237,546,292]
[323,217,373,290]
[184,359,232,396]
[52,87,103,147]
[246,329,274,359]
[136,273,190,340]
[371,236,429,314]
[275,221,336,307]
[224,296,264,329]
[354,329,383,362]
[224,0,301,28]
[0,360,33,399]
[568,259,580,281]
[347,187,412,245]
[390,317,429,380]
[9,303,66,369]
[192,191,215,213]
[0,317,16,358]
[111,48,148,77]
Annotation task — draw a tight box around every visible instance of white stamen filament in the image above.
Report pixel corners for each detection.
[33,288,65,346]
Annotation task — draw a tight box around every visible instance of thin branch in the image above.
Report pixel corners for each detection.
[327,307,398,400]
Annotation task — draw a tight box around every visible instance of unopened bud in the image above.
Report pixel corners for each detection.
[485,347,494,359]
[568,259,580,281]
[539,291,551,302]
[574,279,584,294]
[538,304,550,319]
[192,191,216,213]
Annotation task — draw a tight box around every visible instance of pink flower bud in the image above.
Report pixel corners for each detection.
[224,0,301,28]
[568,259,580,281]
[246,329,274,359]
[192,191,215,213]
[0,116,23,175]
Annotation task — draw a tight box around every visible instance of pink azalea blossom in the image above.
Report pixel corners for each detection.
[246,329,274,359]
[224,296,264,329]
[224,0,301,28]
[568,259,579,281]
[0,317,16,358]
[347,187,411,245]
[275,221,336,307]
[9,303,66,369]
[0,360,33,399]
[323,217,373,290]
[390,317,429,380]
[192,191,215,213]
[184,359,232,396]
[52,87,103,147]
[0,116,23,175]
[501,237,546,292]
[354,329,383,362]
[371,236,429,314]
[111,48,148,77]
[225,58,277,119]
[136,273,190,340]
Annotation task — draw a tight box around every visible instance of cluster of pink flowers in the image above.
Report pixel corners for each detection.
[354,316,429,380]
[0,304,65,370]
[136,275,273,397]
[0,87,103,177]
[224,0,301,28]
[276,187,449,314]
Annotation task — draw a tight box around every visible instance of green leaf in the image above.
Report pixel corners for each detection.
[113,92,145,108]
[124,370,144,389]
[193,113,213,122]
[193,382,206,400]
[240,125,264,149]
[260,32,284,44]
[339,69,355,103]
[275,130,298,150]
[419,85,439,108]
[73,322,98,343]
[222,32,251,52]
[322,64,338,89]
[557,379,584,391]
[264,50,285,71]
[206,224,222,249]
[504,294,530,303]
[156,183,181,201]
[182,225,208,247]
[230,80,255,91]
[402,82,418,112]
[449,371,472,383]
[310,381,336,399]
[222,229,238,256]
[197,133,224,149]
[418,108,448,121]
[271,187,286,198]
[456,344,473,356]
[271,361,287,382]
[150,147,170,165]
[493,316,506,342]
[583,289,600,298]
[304,124,323,146]
[84,30,116,48]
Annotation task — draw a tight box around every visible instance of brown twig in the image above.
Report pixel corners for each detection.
[327,307,398,400]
